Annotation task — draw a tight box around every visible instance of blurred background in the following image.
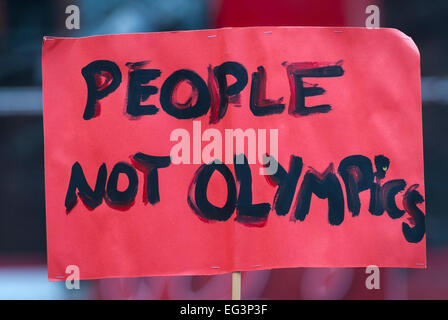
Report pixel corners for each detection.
[0,0,447,299]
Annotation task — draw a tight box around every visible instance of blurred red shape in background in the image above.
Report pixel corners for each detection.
[212,0,380,28]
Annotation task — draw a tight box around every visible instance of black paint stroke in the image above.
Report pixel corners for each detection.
[293,163,344,226]
[160,69,210,119]
[250,66,285,116]
[233,154,271,227]
[338,155,374,217]
[126,61,161,117]
[81,60,122,120]
[105,162,138,210]
[65,162,107,213]
[264,155,302,216]
[402,184,426,243]
[284,61,344,116]
[131,152,171,205]
[369,155,390,216]
[382,179,406,219]
[187,161,237,222]
[211,61,248,123]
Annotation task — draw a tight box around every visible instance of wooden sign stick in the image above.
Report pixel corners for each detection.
[232,271,241,300]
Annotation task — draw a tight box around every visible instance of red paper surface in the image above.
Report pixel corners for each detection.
[42,27,425,281]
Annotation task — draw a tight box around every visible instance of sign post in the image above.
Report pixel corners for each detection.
[232,272,241,300]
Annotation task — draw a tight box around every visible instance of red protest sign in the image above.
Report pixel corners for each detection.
[42,27,425,281]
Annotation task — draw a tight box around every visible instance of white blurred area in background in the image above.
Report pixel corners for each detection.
[0,266,91,299]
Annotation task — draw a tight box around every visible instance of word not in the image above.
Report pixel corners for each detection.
[65,153,171,212]
[81,60,344,123]
[170,120,278,174]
